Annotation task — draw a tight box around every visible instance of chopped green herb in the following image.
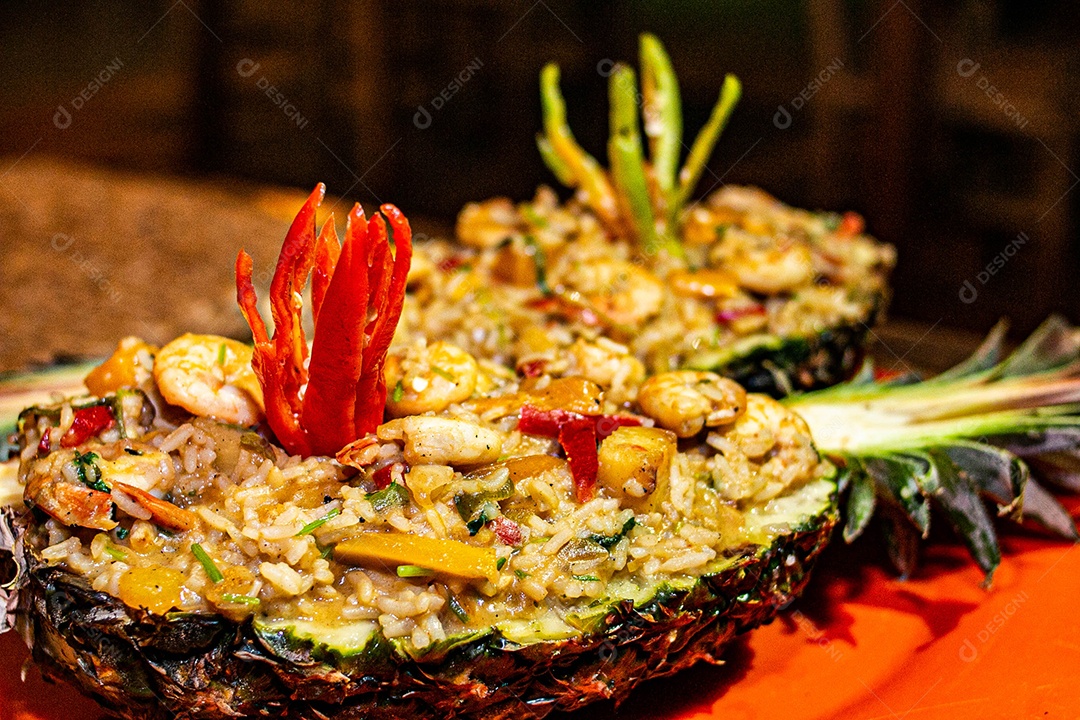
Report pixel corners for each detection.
[821,212,842,231]
[524,235,551,295]
[220,593,260,606]
[296,507,341,536]
[115,526,130,540]
[191,543,223,583]
[396,565,435,578]
[573,575,600,583]
[514,569,529,580]
[72,450,108,492]
[521,205,549,229]
[589,517,637,550]
[496,557,507,571]
[447,593,470,623]
[392,380,405,403]
[319,544,335,560]
[366,482,410,512]
[430,366,456,382]
[103,545,127,562]
[216,343,227,366]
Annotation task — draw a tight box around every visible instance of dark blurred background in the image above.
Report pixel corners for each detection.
[1,0,1078,366]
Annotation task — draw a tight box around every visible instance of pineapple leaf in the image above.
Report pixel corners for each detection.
[924,448,1002,585]
[1027,452,1080,493]
[879,504,922,579]
[792,315,1080,583]
[929,319,1008,383]
[843,466,876,543]
[862,455,932,537]
[992,315,1080,379]
[1020,478,1080,540]
[937,441,1027,520]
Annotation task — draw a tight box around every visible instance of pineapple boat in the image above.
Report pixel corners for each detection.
[0,186,838,719]
[401,35,895,396]
[0,186,1077,720]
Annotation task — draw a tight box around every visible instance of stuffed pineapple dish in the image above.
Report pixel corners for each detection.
[0,186,838,719]
[401,35,895,396]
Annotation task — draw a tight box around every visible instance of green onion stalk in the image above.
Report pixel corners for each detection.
[536,34,741,260]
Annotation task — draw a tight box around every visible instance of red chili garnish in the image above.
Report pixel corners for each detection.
[371,462,402,491]
[518,405,641,501]
[716,305,766,325]
[437,256,466,274]
[236,184,413,457]
[518,359,547,378]
[525,296,603,328]
[837,211,865,237]
[60,406,115,448]
[490,516,523,546]
[38,430,51,455]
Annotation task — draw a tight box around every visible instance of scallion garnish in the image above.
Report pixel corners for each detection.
[191,543,223,583]
[220,593,260,605]
[447,593,470,623]
[496,557,507,571]
[216,343,227,366]
[296,508,341,536]
[392,381,405,403]
[430,366,455,382]
[104,546,127,562]
[396,565,435,578]
[573,574,600,583]
[72,450,108,493]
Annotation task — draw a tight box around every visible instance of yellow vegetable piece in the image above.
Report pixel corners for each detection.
[335,533,499,584]
[84,337,157,397]
[597,425,677,508]
[118,566,185,615]
[668,269,740,300]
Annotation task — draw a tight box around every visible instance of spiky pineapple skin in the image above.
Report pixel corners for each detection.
[721,321,871,397]
[10,503,835,720]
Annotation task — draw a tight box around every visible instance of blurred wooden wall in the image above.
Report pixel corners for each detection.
[0,0,1077,334]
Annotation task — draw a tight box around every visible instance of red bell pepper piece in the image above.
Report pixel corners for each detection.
[490,516,523,546]
[716,305,766,325]
[518,405,641,501]
[61,405,115,448]
[558,417,599,501]
[38,430,51,455]
[236,185,413,458]
[837,211,865,237]
[371,462,403,491]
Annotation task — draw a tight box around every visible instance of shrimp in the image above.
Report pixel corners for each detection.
[637,370,747,438]
[384,341,479,417]
[22,448,195,531]
[378,416,504,467]
[556,258,665,327]
[153,333,264,425]
[707,394,818,502]
[456,197,521,249]
[710,227,814,295]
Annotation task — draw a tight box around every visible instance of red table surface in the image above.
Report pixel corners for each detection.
[4,506,1079,720]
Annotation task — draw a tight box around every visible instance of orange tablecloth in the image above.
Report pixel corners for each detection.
[4,518,1078,720]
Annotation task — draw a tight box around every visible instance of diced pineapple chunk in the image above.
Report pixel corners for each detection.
[597,426,677,506]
